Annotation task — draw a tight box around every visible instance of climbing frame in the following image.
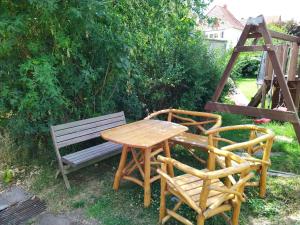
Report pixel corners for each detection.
[205,15,300,143]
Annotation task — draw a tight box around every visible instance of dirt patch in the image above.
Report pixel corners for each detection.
[249,211,300,225]
[32,209,100,225]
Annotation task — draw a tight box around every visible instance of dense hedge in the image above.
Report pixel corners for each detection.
[232,54,260,79]
[0,0,223,155]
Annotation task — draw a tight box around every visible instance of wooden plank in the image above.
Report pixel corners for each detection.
[234,45,274,52]
[171,132,208,149]
[269,30,300,43]
[288,42,299,81]
[62,142,121,162]
[52,111,125,131]
[101,120,188,148]
[69,145,121,164]
[62,142,122,166]
[55,117,126,136]
[205,102,299,123]
[247,31,300,43]
[64,148,121,167]
[56,120,126,148]
[56,120,125,143]
[259,22,297,112]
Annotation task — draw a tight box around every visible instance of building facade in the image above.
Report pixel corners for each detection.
[203,5,244,50]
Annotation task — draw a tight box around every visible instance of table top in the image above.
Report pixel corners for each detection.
[101,119,188,148]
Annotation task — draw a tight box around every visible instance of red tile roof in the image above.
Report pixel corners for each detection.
[207,5,244,30]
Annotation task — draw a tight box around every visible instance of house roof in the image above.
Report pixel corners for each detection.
[206,5,244,30]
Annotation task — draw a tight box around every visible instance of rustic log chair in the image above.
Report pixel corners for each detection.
[144,109,222,164]
[50,112,126,189]
[206,125,275,198]
[157,147,254,225]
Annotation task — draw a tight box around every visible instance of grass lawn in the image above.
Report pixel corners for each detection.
[235,78,257,101]
[1,113,300,225]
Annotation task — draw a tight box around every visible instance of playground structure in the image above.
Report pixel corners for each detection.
[205,15,300,143]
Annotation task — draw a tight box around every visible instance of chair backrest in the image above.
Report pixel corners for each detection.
[157,150,253,214]
[205,125,275,162]
[51,111,126,149]
[145,108,222,134]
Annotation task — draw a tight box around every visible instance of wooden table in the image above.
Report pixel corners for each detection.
[101,119,188,207]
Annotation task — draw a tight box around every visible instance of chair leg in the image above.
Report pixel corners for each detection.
[159,177,167,222]
[259,165,268,198]
[197,214,205,225]
[163,140,174,177]
[232,203,241,225]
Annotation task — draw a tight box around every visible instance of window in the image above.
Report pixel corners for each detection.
[221,31,224,38]
[214,33,218,38]
[209,34,213,38]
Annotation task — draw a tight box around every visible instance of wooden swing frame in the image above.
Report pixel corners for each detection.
[205,15,300,143]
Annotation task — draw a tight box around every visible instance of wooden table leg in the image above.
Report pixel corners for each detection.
[163,140,174,177]
[113,145,128,190]
[144,147,151,207]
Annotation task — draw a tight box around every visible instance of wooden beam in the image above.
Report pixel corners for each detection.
[292,123,300,143]
[247,31,300,44]
[205,102,299,123]
[259,22,297,112]
[269,30,300,43]
[247,32,262,39]
[234,45,274,52]
[211,24,252,102]
[288,42,299,81]
[295,81,300,111]
[248,82,271,107]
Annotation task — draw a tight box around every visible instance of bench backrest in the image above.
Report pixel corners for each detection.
[51,111,126,149]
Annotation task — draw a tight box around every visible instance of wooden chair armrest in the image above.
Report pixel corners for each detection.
[207,146,246,164]
[233,172,255,189]
[243,157,271,166]
[157,155,209,179]
[144,109,171,120]
[208,186,245,202]
[205,162,251,179]
[221,133,274,151]
[205,124,274,136]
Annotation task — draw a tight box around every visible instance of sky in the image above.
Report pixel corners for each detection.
[208,0,300,22]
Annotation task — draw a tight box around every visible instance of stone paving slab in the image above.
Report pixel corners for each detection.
[0,186,31,211]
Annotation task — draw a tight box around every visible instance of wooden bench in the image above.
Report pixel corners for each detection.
[50,111,126,189]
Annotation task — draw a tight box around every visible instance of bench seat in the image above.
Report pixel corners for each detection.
[62,142,122,167]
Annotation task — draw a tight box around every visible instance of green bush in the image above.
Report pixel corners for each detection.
[232,54,260,79]
[0,0,223,158]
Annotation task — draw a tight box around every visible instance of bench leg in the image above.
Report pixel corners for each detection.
[56,159,71,189]
[113,145,128,190]
[62,172,71,190]
[55,169,60,179]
